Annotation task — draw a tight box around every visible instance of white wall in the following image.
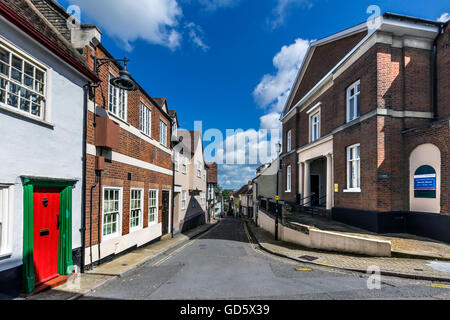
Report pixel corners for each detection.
[0,17,88,272]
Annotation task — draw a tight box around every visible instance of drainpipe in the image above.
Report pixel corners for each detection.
[89,178,98,270]
[80,84,89,273]
[171,161,175,238]
[97,169,102,265]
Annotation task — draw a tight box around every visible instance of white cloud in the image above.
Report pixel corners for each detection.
[185,22,209,51]
[260,112,281,131]
[253,38,311,112]
[67,0,183,51]
[437,13,449,22]
[268,0,313,30]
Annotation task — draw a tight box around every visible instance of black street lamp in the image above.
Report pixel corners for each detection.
[275,141,281,241]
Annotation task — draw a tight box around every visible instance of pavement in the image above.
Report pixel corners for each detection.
[21,218,220,300]
[285,212,450,260]
[245,218,450,283]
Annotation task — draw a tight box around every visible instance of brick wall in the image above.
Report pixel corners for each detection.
[83,45,174,248]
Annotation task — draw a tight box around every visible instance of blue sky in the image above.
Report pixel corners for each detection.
[57,0,449,190]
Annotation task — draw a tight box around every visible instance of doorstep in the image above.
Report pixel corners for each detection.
[20,274,74,298]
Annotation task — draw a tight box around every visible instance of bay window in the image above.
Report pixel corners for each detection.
[0,44,46,119]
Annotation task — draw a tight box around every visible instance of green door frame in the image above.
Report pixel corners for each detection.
[21,177,76,293]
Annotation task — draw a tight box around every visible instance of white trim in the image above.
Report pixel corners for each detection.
[343,188,361,193]
[129,188,144,233]
[102,186,123,242]
[346,80,360,123]
[86,143,173,176]
[306,102,322,115]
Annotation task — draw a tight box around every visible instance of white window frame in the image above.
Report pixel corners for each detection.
[0,184,13,256]
[346,144,361,192]
[140,102,151,137]
[201,192,206,205]
[108,73,127,121]
[286,165,292,192]
[129,188,144,232]
[0,42,47,120]
[310,111,320,142]
[102,186,123,241]
[148,189,159,226]
[172,122,177,138]
[181,190,187,210]
[346,80,360,123]
[287,130,292,152]
[160,120,168,147]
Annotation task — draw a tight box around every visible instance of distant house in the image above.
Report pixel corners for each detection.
[0,0,97,293]
[205,162,219,218]
[173,130,207,233]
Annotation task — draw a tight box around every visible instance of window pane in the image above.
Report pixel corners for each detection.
[0,62,8,76]
[0,48,8,63]
[0,78,6,89]
[24,63,34,77]
[20,99,30,112]
[7,93,18,108]
[12,56,22,71]
[35,69,44,83]
[356,94,360,117]
[0,89,5,103]
[349,97,354,120]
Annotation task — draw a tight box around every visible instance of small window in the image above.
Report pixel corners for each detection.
[311,112,320,142]
[130,189,143,231]
[286,165,291,192]
[347,80,360,122]
[160,120,167,147]
[140,102,151,136]
[0,44,46,119]
[347,144,361,190]
[108,73,127,121]
[287,130,292,152]
[103,187,122,239]
[181,190,187,210]
[172,122,177,138]
[148,189,158,225]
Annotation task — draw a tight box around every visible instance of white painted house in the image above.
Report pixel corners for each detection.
[0,0,97,295]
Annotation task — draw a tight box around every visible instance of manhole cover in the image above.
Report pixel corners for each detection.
[299,255,318,261]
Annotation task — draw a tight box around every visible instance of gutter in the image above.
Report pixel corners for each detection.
[431,22,445,120]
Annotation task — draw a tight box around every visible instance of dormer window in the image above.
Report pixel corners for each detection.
[346,80,360,122]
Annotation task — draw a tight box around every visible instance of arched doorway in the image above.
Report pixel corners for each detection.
[409,144,441,213]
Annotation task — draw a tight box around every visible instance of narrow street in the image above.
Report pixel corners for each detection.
[80,218,450,300]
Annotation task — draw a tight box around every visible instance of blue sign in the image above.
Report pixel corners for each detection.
[414,174,436,191]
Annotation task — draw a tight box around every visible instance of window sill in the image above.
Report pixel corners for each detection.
[0,252,12,261]
[129,226,143,233]
[140,130,153,140]
[343,188,361,193]
[0,104,54,128]
[101,233,121,242]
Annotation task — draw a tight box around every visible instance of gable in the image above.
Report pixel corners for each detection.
[285,30,367,114]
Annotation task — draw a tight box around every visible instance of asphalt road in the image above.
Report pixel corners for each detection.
[81,217,450,300]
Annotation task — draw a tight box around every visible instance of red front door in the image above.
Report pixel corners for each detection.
[33,188,60,285]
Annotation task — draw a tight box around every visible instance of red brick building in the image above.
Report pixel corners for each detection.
[280,13,449,243]
[33,0,175,268]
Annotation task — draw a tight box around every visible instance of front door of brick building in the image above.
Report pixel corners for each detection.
[33,188,60,285]
[161,191,170,235]
[311,175,320,206]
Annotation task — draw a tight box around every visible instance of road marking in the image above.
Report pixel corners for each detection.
[314,262,334,268]
[427,283,450,289]
[295,268,313,271]
[152,222,222,267]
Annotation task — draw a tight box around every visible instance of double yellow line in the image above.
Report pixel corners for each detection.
[152,222,222,267]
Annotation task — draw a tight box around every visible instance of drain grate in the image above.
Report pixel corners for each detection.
[299,255,318,261]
